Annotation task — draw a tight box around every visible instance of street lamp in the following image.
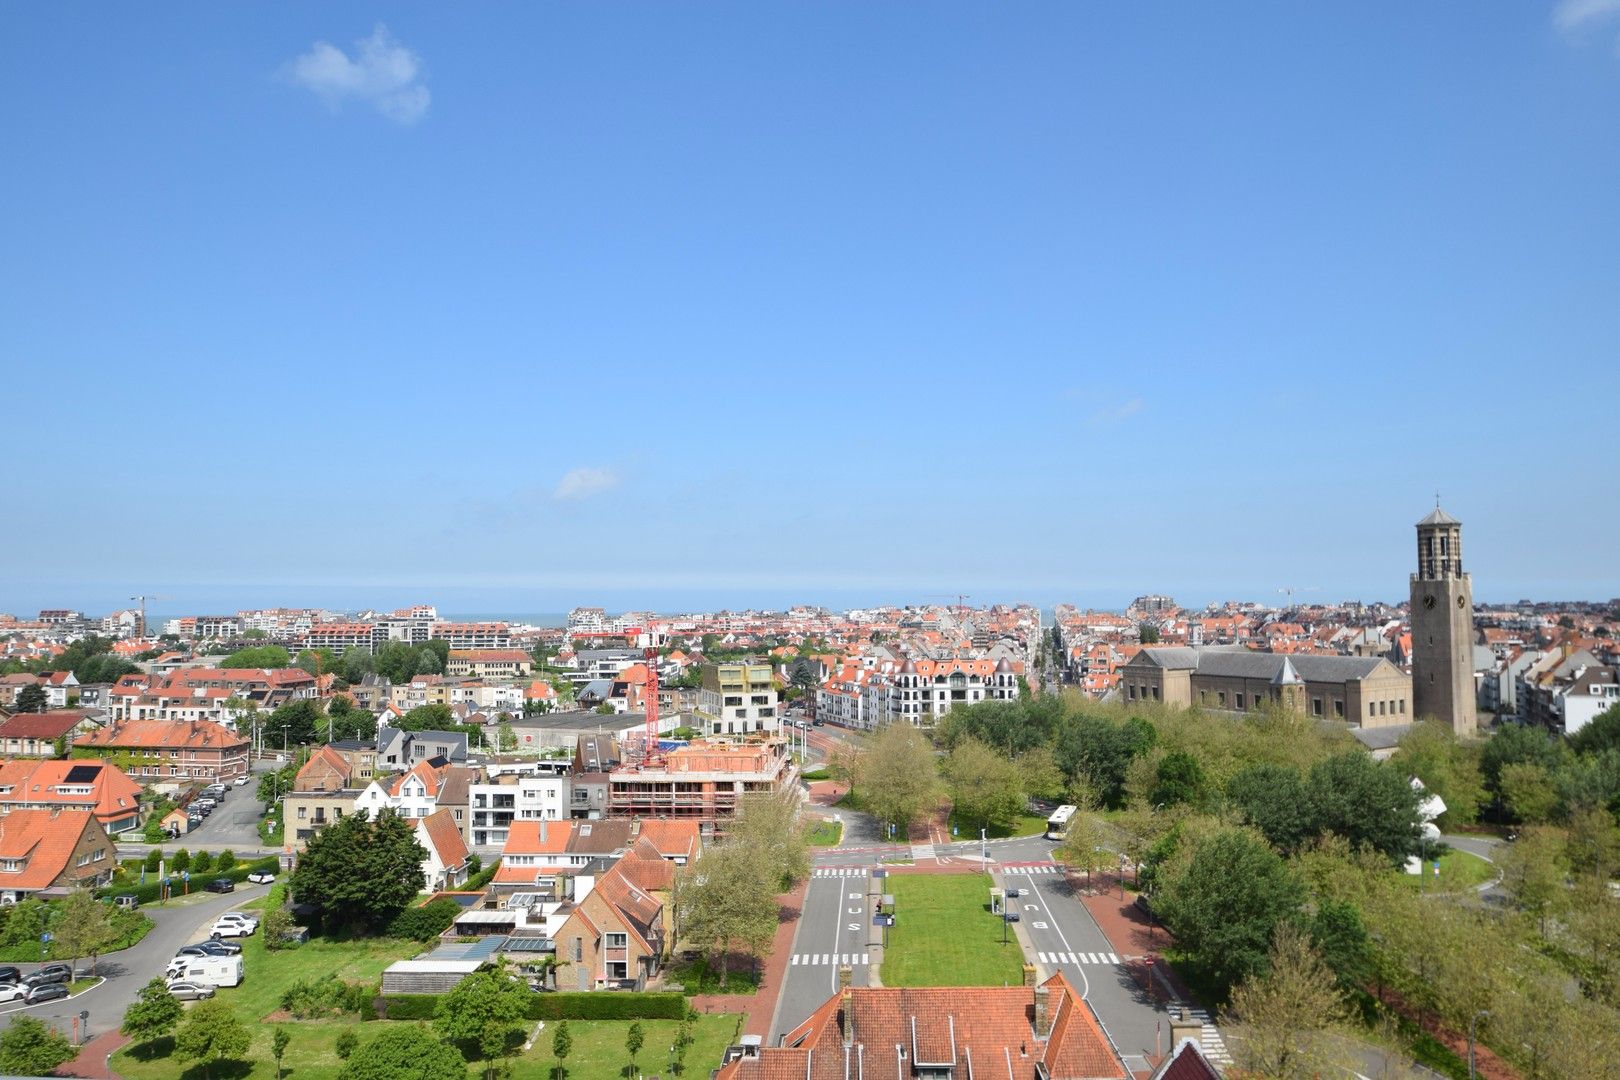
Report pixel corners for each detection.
[1468,1010,1490,1080]
[1119,854,1128,899]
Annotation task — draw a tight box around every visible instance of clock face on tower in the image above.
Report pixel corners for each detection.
[1423,595,1437,610]
[1457,595,1467,609]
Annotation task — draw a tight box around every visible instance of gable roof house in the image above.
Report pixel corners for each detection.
[718,973,1127,1080]
[0,809,117,903]
[73,718,250,782]
[376,727,468,772]
[415,807,472,892]
[553,861,666,991]
[0,759,144,833]
[492,818,635,895]
[0,710,102,758]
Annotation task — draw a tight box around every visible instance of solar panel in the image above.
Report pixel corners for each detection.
[63,765,102,784]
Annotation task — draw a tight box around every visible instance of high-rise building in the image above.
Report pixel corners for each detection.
[1410,505,1478,736]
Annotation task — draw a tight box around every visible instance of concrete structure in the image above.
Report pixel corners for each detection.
[446,649,534,679]
[697,662,780,736]
[1118,646,1412,724]
[1410,506,1478,736]
[469,772,571,846]
[606,740,799,835]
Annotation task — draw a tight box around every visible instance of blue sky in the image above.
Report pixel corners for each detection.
[3,3,1618,617]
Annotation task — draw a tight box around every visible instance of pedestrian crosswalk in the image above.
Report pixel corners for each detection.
[812,867,868,878]
[1035,951,1119,966]
[1006,864,1062,875]
[1182,1008,1232,1066]
[790,953,871,966]
[910,843,935,860]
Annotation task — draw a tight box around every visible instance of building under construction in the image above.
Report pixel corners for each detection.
[605,738,799,836]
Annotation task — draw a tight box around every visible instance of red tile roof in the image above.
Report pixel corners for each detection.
[74,719,248,752]
[418,808,470,871]
[0,809,106,891]
[0,711,95,741]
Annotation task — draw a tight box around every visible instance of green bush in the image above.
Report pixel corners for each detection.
[379,995,439,1020]
[462,858,500,892]
[171,848,191,873]
[281,973,372,1018]
[95,856,278,905]
[216,850,236,872]
[385,899,461,942]
[143,849,161,873]
[192,851,214,874]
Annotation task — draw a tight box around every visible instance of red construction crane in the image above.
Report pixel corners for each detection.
[634,629,667,762]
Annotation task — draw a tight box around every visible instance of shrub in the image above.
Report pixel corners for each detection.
[281,974,370,1019]
[171,848,191,873]
[463,858,500,892]
[192,851,214,874]
[143,849,161,873]
[385,899,461,942]
[379,991,686,1022]
[216,850,236,872]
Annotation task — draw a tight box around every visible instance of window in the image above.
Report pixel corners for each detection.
[92,848,105,861]
[606,932,628,948]
[1235,694,1244,709]
[1152,687,1160,701]
[1335,700,1345,718]
[1128,685,1137,700]
[573,937,583,962]
[1312,698,1323,716]
[297,806,307,819]
[1399,700,1407,714]
[1370,702,1377,718]
[1217,692,1227,707]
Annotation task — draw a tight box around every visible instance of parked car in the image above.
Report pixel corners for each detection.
[204,878,235,894]
[113,894,140,911]
[22,964,72,987]
[215,909,259,926]
[25,982,69,1004]
[0,965,20,985]
[177,940,240,958]
[208,919,253,939]
[233,776,250,786]
[246,871,275,885]
[165,980,216,1001]
[0,983,25,1003]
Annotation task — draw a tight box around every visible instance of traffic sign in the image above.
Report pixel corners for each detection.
[40,933,52,943]
[872,869,888,878]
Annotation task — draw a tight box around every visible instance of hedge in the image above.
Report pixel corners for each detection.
[379,991,687,1021]
[95,855,279,906]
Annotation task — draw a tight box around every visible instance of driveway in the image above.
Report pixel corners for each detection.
[0,883,272,1040]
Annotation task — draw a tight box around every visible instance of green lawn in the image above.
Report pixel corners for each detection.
[1396,848,1494,893]
[880,875,1027,987]
[808,820,843,847]
[945,812,1049,841]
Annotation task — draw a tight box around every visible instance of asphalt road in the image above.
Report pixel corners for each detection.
[0,883,273,1040]
[771,868,876,1038]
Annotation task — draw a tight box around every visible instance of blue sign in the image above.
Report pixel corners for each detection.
[182,871,190,880]
[40,933,52,943]
[872,869,888,879]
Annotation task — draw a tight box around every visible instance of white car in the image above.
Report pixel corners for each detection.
[246,871,275,885]
[208,919,254,938]
[233,776,249,786]
[218,909,259,925]
[0,983,25,1003]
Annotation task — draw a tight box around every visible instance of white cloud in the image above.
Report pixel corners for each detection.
[553,467,620,501]
[1087,397,1144,426]
[1554,0,1620,33]
[285,24,430,124]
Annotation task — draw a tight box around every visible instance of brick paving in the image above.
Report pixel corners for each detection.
[54,1031,128,1079]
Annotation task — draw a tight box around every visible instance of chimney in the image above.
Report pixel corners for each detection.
[1022,963,1037,988]
[1169,1008,1201,1050]
[838,964,853,991]
[840,987,853,1047]
[1033,985,1051,1039]
[540,818,548,843]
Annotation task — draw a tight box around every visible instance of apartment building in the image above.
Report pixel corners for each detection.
[74,719,251,782]
[696,662,780,736]
[447,649,534,679]
[889,657,1021,725]
[469,772,572,846]
[0,711,102,758]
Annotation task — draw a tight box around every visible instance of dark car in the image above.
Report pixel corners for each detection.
[0,965,20,985]
[177,940,241,958]
[21,964,72,988]
[24,982,69,1004]
[204,878,235,894]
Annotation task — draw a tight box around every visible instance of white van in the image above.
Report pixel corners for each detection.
[166,955,243,988]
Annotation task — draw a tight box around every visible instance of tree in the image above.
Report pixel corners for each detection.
[53,887,113,975]
[672,1008,696,1075]
[272,1027,292,1080]
[400,703,455,732]
[219,644,292,669]
[267,699,323,746]
[497,721,517,752]
[13,684,46,713]
[728,790,811,890]
[193,850,214,873]
[1393,720,1484,827]
[676,843,779,988]
[940,736,1027,832]
[1306,898,1371,991]
[1499,826,1568,936]
[144,847,162,872]
[1154,828,1305,989]
[171,847,191,873]
[262,905,295,950]
[627,1021,645,1077]
[1304,752,1421,863]
[339,1025,468,1080]
[849,722,940,833]
[1500,762,1560,824]
[292,808,428,934]
[1480,723,1566,810]
[1056,810,1112,889]
[175,998,252,1079]
[435,963,530,1078]
[1226,764,1314,854]
[552,1020,573,1080]
[216,849,236,872]
[1150,751,1208,809]
[0,1015,75,1076]
[1224,923,1350,1080]
[335,1027,359,1061]
[121,976,184,1046]
[1138,622,1161,644]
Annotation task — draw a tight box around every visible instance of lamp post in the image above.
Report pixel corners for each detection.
[1468,1010,1490,1080]
[1119,854,1128,899]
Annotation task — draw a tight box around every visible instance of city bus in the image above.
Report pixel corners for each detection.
[1045,804,1077,841]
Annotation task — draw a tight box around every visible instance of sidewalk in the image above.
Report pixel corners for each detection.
[688,875,810,1039]
[55,1031,128,1080]
[1079,875,1194,1002]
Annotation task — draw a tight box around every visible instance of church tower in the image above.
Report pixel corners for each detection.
[1410,505,1478,736]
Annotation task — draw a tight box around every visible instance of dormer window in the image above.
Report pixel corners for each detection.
[0,859,23,873]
